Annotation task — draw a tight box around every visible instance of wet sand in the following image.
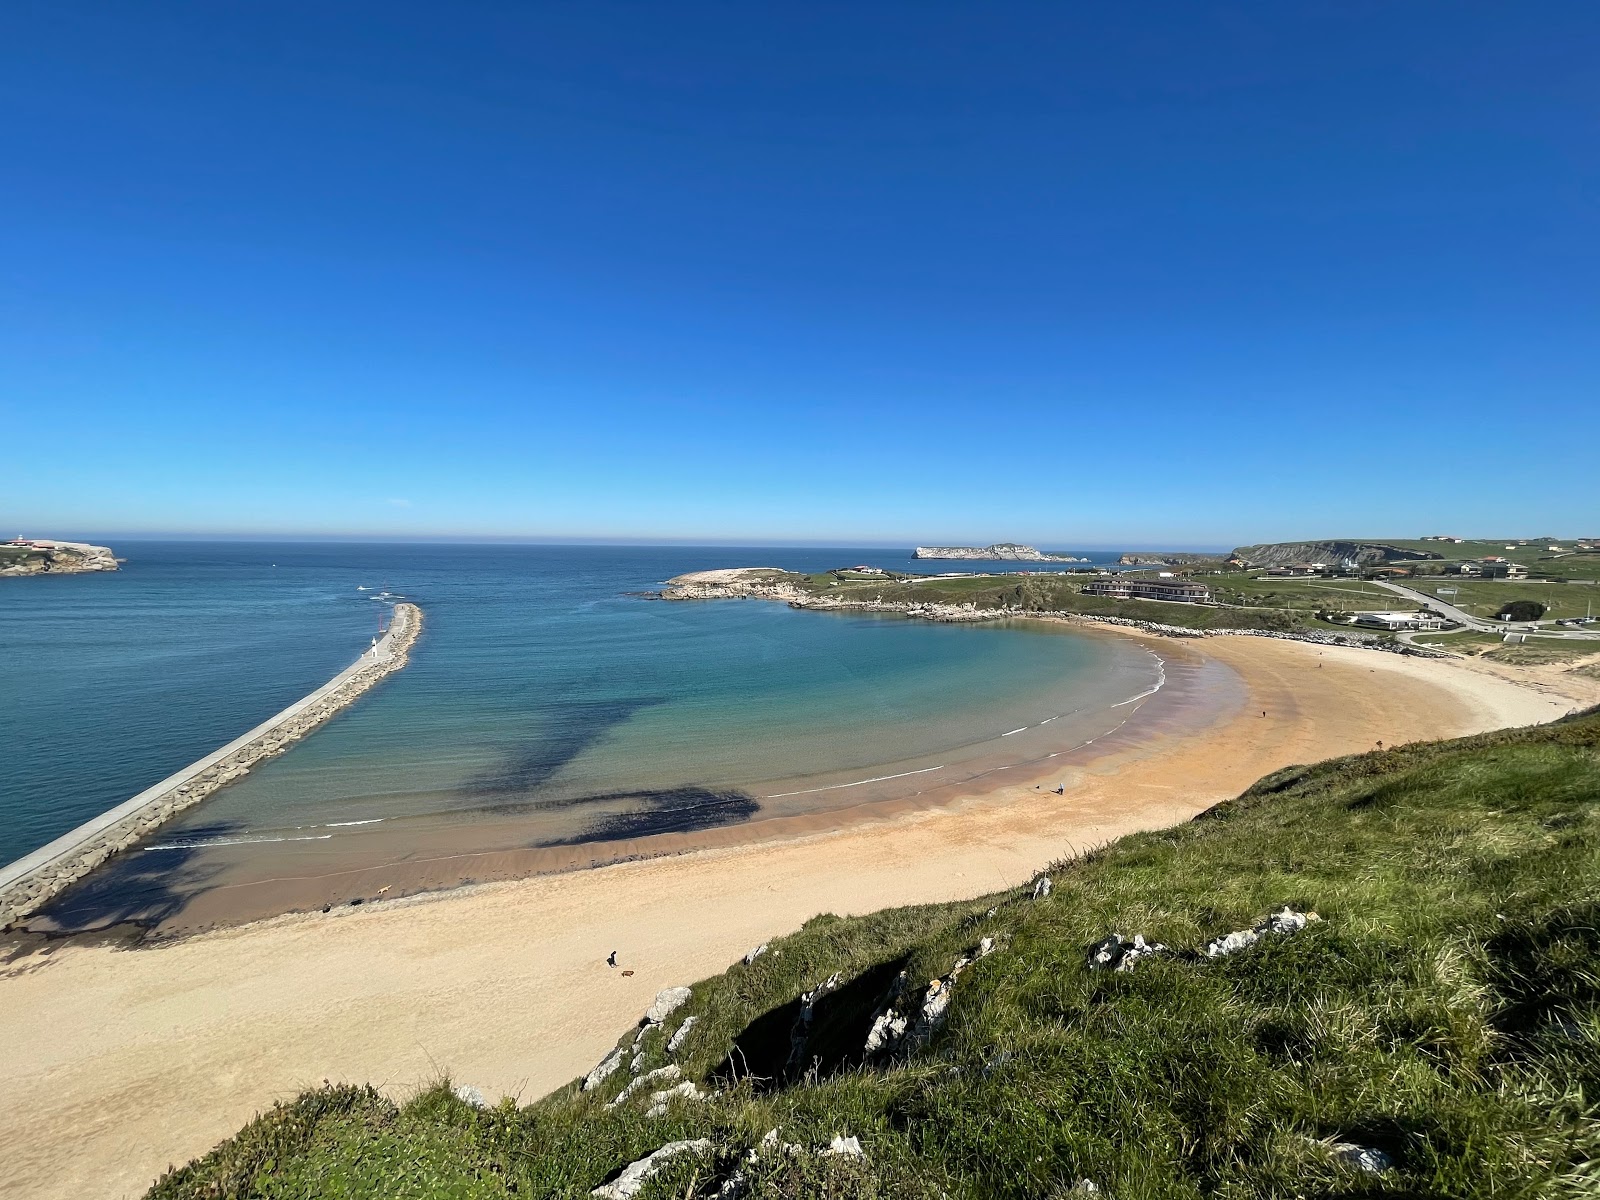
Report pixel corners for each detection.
[0,634,1575,1200]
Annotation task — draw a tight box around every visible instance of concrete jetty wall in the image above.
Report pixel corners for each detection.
[0,602,423,928]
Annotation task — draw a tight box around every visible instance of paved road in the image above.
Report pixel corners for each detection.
[1371,580,1600,640]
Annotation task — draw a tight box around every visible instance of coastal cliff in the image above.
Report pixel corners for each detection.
[0,539,119,577]
[1232,540,1443,567]
[913,542,1085,562]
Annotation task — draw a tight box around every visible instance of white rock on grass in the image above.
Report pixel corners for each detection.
[605,1065,680,1110]
[1206,907,1320,958]
[453,1084,485,1107]
[1087,933,1166,973]
[1330,1142,1392,1173]
[583,1046,627,1091]
[864,1000,910,1056]
[867,938,1000,1058]
[644,1079,704,1118]
[591,1139,712,1199]
[646,986,693,1023]
[822,1134,864,1158]
[667,1015,699,1054]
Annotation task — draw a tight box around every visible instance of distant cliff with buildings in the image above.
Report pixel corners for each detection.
[0,538,120,577]
[913,543,1087,562]
[1232,541,1441,568]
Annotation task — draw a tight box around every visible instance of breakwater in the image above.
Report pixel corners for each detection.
[0,602,422,928]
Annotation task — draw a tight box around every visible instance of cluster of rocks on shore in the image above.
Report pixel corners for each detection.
[0,603,423,929]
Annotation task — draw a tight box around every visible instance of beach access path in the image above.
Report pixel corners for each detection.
[0,632,1577,1200]
[0,602,422,927]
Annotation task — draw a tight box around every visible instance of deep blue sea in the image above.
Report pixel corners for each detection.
[1,542,1164,928]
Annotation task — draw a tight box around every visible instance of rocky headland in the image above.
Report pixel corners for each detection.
[660,569,1442,655]
[1232,540,1442,567]
[0,602,423,929]
[0,539,119,577]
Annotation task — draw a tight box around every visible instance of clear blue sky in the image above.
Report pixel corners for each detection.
[3,4,1596,547]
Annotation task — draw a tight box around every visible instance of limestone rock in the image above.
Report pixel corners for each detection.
[1087,933,1166,973]
[644,1079,703,1118]
[606,1065,680,1110]
[583,1046,626,1091]
[667,1015,699,1054]
[591,1139,711,1199]
[1206,907,1320,959]
[645,986,693,1023]
[1330,1142,1392,1173]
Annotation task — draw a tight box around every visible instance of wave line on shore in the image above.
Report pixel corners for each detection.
[143,834,335,851]
[766,764,946,799]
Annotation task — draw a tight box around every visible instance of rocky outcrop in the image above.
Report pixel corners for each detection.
[914,543,1085,562]
[1118,553,1217,566]
[0,603,423,929]
[1232,541,1442,568]
[1206,906,1320,957]
[0,539,119,577]
[591,1139,712,1199]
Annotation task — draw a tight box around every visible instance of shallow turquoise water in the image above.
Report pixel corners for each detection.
[1,542,1159,924]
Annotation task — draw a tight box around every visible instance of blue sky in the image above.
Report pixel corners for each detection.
[3,4,1596,547]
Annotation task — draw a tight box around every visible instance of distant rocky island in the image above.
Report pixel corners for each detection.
[0,538,119,577]
[913,542,1087,562]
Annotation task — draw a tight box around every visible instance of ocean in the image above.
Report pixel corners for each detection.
[1,542,1181,930]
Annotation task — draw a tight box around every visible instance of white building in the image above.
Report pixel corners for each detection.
[1350,611,1449,632]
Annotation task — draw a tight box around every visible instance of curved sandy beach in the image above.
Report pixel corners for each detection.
[0,634,1581,1199]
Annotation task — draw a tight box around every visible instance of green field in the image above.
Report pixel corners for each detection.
[150,711,1600,1199]
[1209,575,1409,612]
[1412,629,1600,666]
[1415,580,1600,622]
[791,571,1325,633]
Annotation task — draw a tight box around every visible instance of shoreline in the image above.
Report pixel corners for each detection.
[658,566,1449,653]
[0,602,423,929]
[0,629,1577,1200]
[22,621,1225,939]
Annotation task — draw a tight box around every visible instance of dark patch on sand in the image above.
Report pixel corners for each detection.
[20,820,243,933]
[536,786,759,846]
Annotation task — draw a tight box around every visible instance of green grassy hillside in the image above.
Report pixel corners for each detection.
[791,571,1337,634]
[150,712,1600,1199]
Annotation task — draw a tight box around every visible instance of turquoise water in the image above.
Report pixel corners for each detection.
[1,542,1161,926]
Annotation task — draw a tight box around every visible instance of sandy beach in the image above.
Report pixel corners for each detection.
[0,633,1579,1200]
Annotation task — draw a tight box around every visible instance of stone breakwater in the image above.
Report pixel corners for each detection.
[0,602,423,928]
[659,572,1448,655]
